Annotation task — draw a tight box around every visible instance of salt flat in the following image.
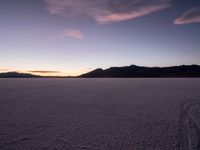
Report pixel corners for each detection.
[0,78,200,150]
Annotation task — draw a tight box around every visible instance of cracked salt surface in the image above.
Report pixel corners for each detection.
[0,78,200,150]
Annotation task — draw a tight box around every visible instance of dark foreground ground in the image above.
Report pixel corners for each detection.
[0,78,200,150]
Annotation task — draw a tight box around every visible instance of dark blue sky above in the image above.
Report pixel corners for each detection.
[0,0,200,76]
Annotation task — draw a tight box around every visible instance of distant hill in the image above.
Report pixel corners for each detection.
[79,65,200,78]
[0,72,40,78]
[1,65,200,78]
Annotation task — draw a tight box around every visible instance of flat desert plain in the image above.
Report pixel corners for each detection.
[0,78,200,150]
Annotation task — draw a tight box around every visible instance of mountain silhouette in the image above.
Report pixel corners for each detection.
[1,65,200,78]
[79,65,200,78]
[0,72,40,78]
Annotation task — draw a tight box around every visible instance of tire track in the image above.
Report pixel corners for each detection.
[179,99,200,150]
[0,136,30,148]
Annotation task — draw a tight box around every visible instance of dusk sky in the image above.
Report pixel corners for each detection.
[0,0,200,76]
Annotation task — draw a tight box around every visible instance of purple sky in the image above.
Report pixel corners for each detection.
[0,0,200,76]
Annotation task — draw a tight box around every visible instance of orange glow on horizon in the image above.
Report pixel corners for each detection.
[0,68,89,77]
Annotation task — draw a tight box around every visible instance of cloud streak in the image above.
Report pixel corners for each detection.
[43,0,172,24]
[62,29,84,40]
[174,7,200,25]
[0,69,8,71]
[51,29,84,40]
[28,70,61,74]
[96,4,171,24]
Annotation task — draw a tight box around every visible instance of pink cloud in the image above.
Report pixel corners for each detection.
[174,7,200,25]
[43,0,172,24]
[0,69,8,72]
[43,0,70,14]
[81,67,92,72]
[28,70,60,74]
[62,29,84,40]
[96,4,171,24]
[45,6,64,14]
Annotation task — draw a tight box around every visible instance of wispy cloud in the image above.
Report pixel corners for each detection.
[43,0,172,24]
[174,7,200,25]
[62,29,84,40]
[81,67,92,72]
[0,69,8,72]
[96,4,171,24]
[51,29,84,40]
[28,70,61,74]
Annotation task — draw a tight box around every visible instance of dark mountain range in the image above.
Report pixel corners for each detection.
[0,72,40,78]
[79,65,200,78]
[1,65,200,78]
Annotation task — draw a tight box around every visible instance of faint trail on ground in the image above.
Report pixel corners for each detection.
[0,136,30,148]
[54,124,92,150]
[55,138,90,150]
[179,99,200,150]
[72,124,93,133]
